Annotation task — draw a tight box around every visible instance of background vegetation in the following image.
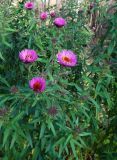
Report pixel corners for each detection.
[0,0,117,159]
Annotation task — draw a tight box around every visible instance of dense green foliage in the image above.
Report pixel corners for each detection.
[0,0,116,159]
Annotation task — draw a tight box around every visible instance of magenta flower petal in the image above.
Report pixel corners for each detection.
[29,77,46,93]
[19,49,38,63]
[40,12,48,20]
[24,1,34,9]
[57,50,77,67]
[54,17,66,28]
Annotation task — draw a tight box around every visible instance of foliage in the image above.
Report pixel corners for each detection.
[0,0,116,160]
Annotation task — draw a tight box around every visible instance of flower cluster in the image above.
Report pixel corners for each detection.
[39,12,66,28]
[24,2,66,27]
[39,11,56,20]
[19,1,78,93]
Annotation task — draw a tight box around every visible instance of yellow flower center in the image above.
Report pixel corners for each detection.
[62,56,71,62]
[33,82,41,91]
[26,55,32,59]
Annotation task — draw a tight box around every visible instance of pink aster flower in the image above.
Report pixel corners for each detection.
[50,11,56,17]
[57,50,77,67]
[24,1,34,9]
[40,12,48,20]
[19,49,38,63]
[54,17,66,28]
[29,77,46,93]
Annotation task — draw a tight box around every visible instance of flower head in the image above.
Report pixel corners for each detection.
[0,108,8,117]
[54,17,66,28]
[89,3,95,10]
[78,8,83,14]
[10,86,18,93]
[57,50,77,67]
[24,1,34,9]
[50,11,56,17]
[51,38,57,44]
[48,107,58,116]
[19,49,38,63]
[40,12,48,20]
[29,77,46,93]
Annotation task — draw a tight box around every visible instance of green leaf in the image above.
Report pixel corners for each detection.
[107,40,116,55]
[3,127,11,146]
[49,121,56,136]
[0,120,3,129]
[28,36,32,48]
[64,134,72,147]
[37,58,47,63]
[72,139,82,148]
[32,96,39,107]
[3,156,9,160]
[26,132,33,147]
[79,132,91,137]
[10,133,17,149]
[39,123,46,139]
[0,76,10,87]
[78,137,87,147]
[32,146,39,160]
[12,111,25,123]
[89,97,100,113]
[0,52,5,61]
[70,140,77,157]
[0,97,9,107]
[58,144,64,158]
[35,37,44,51]
[48,71,54,82]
